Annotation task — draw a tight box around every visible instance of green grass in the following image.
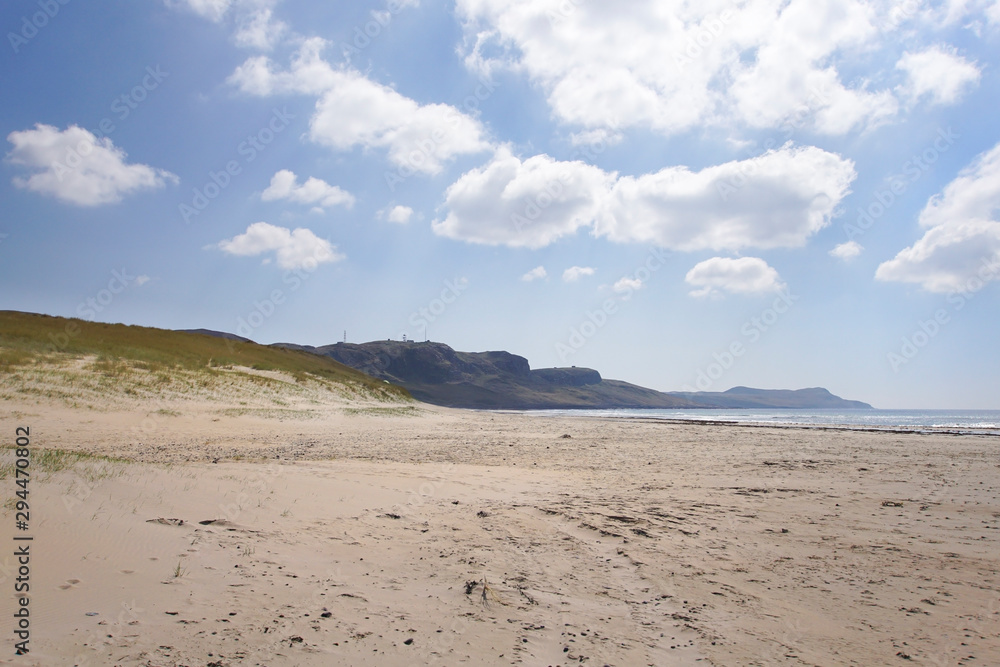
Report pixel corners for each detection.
[343,406,422,417]
[0,310,411,401]
[218,407,320,419]
[0,445,129,480]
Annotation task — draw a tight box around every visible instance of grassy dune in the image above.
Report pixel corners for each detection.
[0,311,411,408]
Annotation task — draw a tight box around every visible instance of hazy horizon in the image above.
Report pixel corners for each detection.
[2,1,999,410]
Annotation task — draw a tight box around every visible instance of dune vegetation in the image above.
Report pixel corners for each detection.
[0,311,410,409]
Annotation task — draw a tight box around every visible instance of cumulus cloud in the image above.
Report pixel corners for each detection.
[562,266,595,282]
[216,221,344,270]
[432,147,615,249]
[234,8,287,50]
[229,38,490,173]
[613,277,644,294]
[434,143,854,252]
[167,0,232,21]
[876,142,1000,293]
[261,169,354,210]
[596,144,856,251]
[521,266,547,282]
[897,46,981,106]
[5,124,177,206]
[457,0,905,137]
[381,205,413,224]
[830,240,863,261]
[685,257,785,298]
[228,37,343,96]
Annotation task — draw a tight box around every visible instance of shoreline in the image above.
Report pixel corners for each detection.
[489,409,1000,438]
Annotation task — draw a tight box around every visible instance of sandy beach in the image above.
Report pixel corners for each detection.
[2,386,999,666]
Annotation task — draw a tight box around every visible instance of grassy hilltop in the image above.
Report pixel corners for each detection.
[0,311,410,409]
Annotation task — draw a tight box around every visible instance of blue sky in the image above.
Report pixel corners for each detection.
[2,0,999,408]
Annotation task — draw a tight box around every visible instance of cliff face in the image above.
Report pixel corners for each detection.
[265,339,872,411]
[289,340,696,410]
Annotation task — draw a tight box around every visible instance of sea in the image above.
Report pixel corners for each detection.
[524,408,1000,437]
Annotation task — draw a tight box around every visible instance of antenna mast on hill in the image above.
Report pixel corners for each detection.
[343,330,346,344]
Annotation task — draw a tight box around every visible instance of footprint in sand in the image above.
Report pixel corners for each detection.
[59,579,81,590]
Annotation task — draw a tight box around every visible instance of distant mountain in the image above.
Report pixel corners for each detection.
[185,329,871,410]
[178,328,253,343]
[668,386,873,409]
[277,339,872,410]
[277,340,699,410]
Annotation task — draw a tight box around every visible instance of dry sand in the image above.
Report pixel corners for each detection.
[1,392,999,666]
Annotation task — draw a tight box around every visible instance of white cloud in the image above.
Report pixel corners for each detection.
[432,147,615,249]
[435,143,854,251]
[897,46,981,106]
[521,266,547,282]
[382,205,413,224]
[135,275,152,287]
[261,169,354,210]
[990,0,1000,24]
[229,39,490,173]
[596,144,856,251]
[830,240,863,261]
[5,124,177,206]
[936,0,1000,25]
[685,257,785,298]
[228,37,338,95]
[613,277,643,294]
[456,0,902,137]
[216,221,344,270]
[562,266,595,282]
[234,8,287,50]
[309,79,488,175]
[168,0,232,21]
[877,142,1000,293]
